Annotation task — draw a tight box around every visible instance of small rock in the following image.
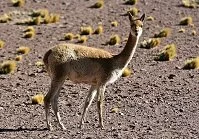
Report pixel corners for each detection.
[0,107,4,111]
[168,74,176,79]
[179,109,183,112]
[119,112,124,116]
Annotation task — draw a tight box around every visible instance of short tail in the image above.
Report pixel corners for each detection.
[43,49,52,68]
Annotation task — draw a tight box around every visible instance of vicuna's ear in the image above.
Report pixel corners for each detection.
[140,14,145,22]
[128,12,134,21]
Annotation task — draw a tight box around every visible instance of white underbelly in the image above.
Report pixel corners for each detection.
[107,69,123,84]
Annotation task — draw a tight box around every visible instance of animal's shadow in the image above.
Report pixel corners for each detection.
[0,127,48,133]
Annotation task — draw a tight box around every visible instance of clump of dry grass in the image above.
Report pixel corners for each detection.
[23,31,35,38]
[147,16,155,21]
[12,0,25,7]
[0,60,17,74]
[51,14,60,23]
[78,36,88,43]
[80,26,93,35]
[44,14,60,24]
[91,0,104,8]
[140,38,161,49]
[64,33,74,40]
[30,9,60,24]
[0,40,5,49]
[122,67,132,77]
[182,0,198,8]
[127,7,138,16]
[125,0,138,5]
[23,26,35,38]
[35,61,44,67]
[17,46,30,55]
[155,44,177,61]
[178,28,186,33]
[0,14,12,23]
[154,28,172,38]
[32,16,41,25]
[15,55,23,61]
[111,21,118,27]
[32,94,44,105]
[180,16,193,25]
[94,25,103,34]
[111,107,119,113]
[32,9,49,18]
[109,35,121,45]
[183,57,199,69]
[24,26,35,33]
[74,34,81,40]
[192,30,196,36]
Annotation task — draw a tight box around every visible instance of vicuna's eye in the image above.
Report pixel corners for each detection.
[140,25,143,28]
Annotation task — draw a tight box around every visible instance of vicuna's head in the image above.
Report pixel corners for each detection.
[128,13,145,37]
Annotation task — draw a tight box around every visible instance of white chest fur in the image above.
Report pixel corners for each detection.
[107,69,123,84]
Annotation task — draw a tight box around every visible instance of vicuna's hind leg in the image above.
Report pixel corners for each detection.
[51,81,66,130]
[80,86,97,128]
[44,78,65,130]
[97,85,106,129]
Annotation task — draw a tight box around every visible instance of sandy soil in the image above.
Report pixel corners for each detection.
[0,0,199,138]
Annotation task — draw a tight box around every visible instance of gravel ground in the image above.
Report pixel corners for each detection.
[0,0,199,138]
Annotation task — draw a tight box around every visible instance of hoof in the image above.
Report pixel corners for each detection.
[61,126,66,130]
[47,124,53,131]
[99,124,104,130]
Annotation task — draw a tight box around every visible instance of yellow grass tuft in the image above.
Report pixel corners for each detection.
[111,107,119,113]
[91,0,104,8]
[182,0,198,8]
[32,16,41,25]
[178,28,186,33]
[111,21,118,27]
[32,9,49,18]
[94,25,103,34]
[192,30,196,36]
[78,36,88,43]
[24,26,35,33]
[49,14,60,23]
[12,0,25,7]
[180,16,193,25]
[122,67,132,77]
[35,61,44,67]
[147,16,155,21]
[183,57,199,69]
[156,44,177,61]
[43,13,60,24]
[128,7,138,16]
[154,28,172,38]
[74,34,81,40]
[32,94,44,105]
[0,60,17,74]
[15,55,23,61]
[17,46,30,55]
[109,35,121,45]
[140,38,161,49]
[64,33,74,40]
[0,40,5,49]
[23,31,35,38]
[80,26,93,35]
[0,14,12,23]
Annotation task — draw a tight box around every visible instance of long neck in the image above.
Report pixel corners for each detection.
[113,32,140,69]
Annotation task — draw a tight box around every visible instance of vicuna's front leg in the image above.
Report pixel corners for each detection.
[44,78,65,130]
[97,85,106,129]
[80,86,97,128]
